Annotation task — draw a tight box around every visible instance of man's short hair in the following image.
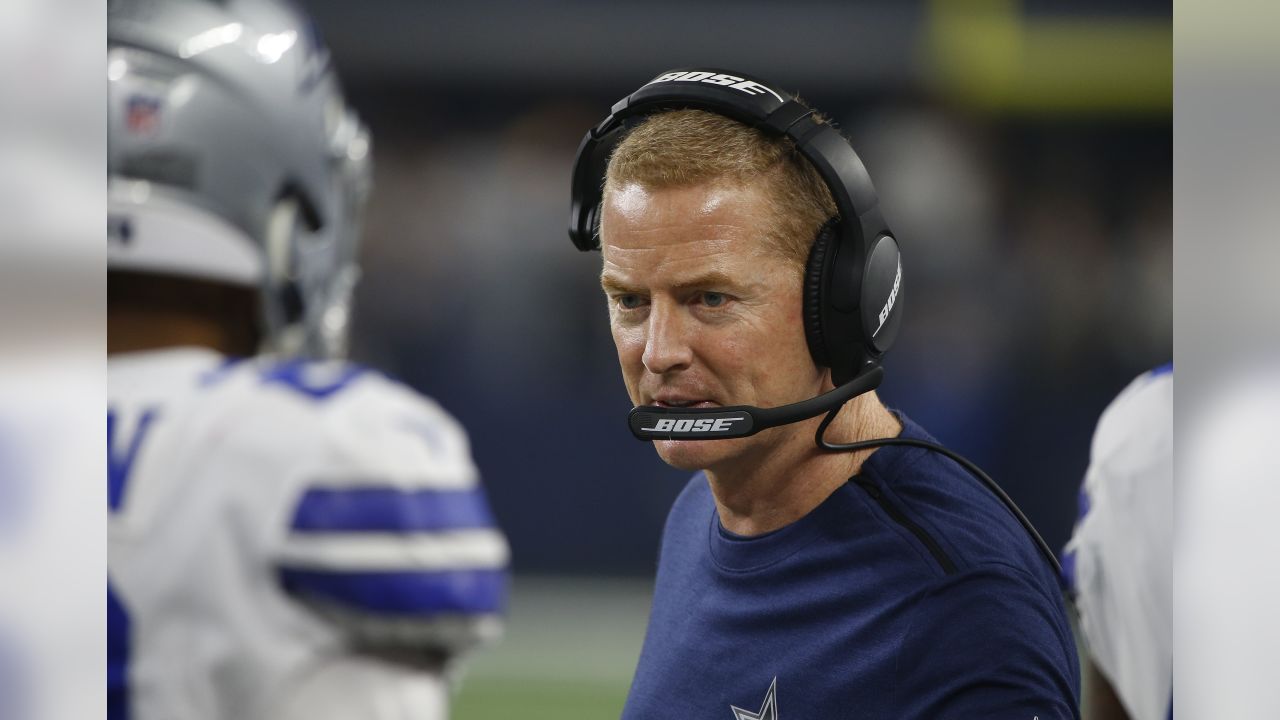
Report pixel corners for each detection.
[603,109,838,271]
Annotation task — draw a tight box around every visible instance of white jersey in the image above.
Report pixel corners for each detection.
[1063,365,1172,720]
[108,348,509,720]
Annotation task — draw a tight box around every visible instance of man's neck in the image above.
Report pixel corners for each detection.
[706,391,901,537]
[108,308,252,357]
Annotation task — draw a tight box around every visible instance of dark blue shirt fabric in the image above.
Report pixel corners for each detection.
[622,414,1080,719]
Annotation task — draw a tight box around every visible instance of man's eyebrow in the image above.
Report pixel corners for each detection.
[600,273,639,294]
[672,271,741,291]
[601,270,748,294]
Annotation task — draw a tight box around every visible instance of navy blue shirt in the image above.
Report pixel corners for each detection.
[622,414,1079,719]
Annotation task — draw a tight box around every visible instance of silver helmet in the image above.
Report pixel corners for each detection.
[107,0,372,358]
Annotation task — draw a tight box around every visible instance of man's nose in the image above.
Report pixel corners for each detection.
[642,299,694,375]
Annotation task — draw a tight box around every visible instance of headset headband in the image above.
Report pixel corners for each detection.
[568,68,886,262]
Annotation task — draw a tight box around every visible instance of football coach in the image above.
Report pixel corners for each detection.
[568,69,1080,719]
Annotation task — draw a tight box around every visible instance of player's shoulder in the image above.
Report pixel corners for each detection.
[1090,363,1172,474]
[111,347,475,486]
[1066,363,1173,591]
[193,351,458,426]
[108,347,229,402]
[111,347,451,421]
[1095,363,1172,438]
[232,354,475,485]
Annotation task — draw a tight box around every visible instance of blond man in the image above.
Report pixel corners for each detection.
[570,71,1079,719]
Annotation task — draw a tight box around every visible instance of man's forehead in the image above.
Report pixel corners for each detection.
[599,179,792,284]
[602,229,744,258]
[600,192,771,253]
[602,228,760,275]
[603,180,771,232]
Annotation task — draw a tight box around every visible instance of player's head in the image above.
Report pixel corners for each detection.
[598,109,845,471]
[107,0,371,358]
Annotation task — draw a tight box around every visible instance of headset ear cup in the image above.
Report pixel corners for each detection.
[861,233,904,355]
[803,220,837,369]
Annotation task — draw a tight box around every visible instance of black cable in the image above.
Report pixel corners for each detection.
[816,409,1064,580]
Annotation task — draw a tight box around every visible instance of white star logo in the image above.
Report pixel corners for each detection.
[730,677,778,720]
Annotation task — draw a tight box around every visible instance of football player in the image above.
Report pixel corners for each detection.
[107,1,509,718]
[1062,364,1172,719]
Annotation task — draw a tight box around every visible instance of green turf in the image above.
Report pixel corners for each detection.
[449,576,651,719]
[453,677,631,719]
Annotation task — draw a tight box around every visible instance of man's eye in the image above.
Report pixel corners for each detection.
[617,294,645,310]
[701,292,727,308]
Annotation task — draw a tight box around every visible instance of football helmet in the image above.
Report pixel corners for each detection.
[108,0,371,358]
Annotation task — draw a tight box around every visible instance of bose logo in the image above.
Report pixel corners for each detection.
[646,71,785,103]
[640,417,744,433]
[872,257,902,337]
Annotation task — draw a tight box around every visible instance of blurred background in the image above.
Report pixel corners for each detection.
[287,0,1171,715]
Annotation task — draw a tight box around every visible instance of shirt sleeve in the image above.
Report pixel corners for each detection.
[269,373,510,659]
[892,563,1081,720]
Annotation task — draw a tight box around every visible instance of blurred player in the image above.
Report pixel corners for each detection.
[1062,364,1172,719]
[107,1,509,718]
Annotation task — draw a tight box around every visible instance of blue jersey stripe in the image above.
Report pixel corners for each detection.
[261,360,366,400]
[278,567,507,615]
[1059,549,1078,593]
[290,487,497,533]
[108,584,131,720]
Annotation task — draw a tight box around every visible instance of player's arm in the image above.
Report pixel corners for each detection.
[268,380,509,715]
[271,655,451,720]
[275,480,509,660]
[1083,652,1131,720]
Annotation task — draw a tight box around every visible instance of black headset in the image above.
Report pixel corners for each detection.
[569,68,903,389]
[567,68,1064,582]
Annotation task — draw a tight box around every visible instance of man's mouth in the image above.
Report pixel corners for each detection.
[652,398,719,409]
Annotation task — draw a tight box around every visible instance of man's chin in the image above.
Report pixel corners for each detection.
[653,438,740,472]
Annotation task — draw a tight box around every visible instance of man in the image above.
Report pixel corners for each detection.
[1063,365,1172,719]
[107,1,508,718]
[571,71,1079,718]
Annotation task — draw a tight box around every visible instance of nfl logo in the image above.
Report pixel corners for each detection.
[126,95,162,136]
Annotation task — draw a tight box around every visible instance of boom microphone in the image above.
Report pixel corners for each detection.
[628,365,884,441]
